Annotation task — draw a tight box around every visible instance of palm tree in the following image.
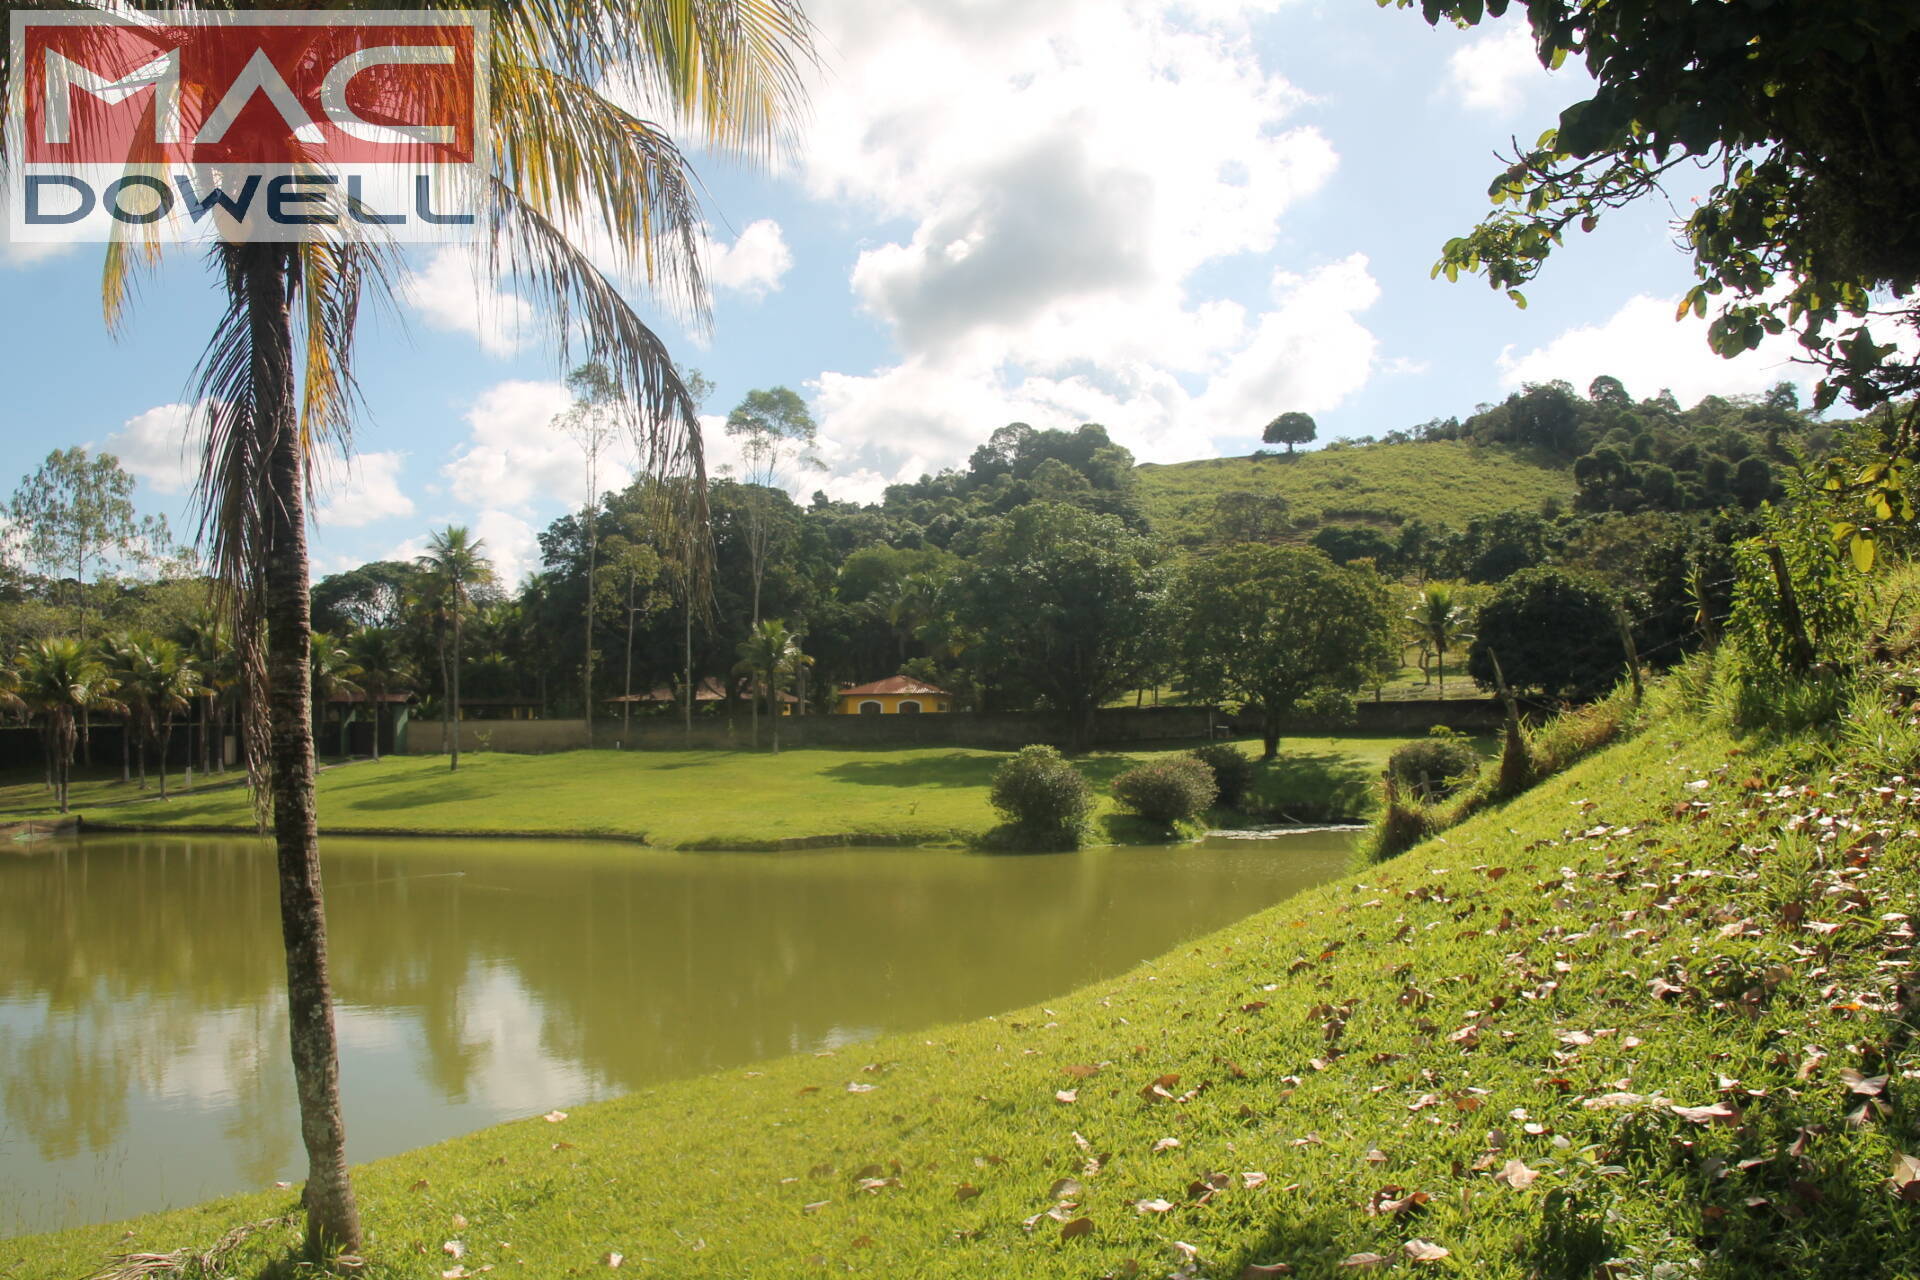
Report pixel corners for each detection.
[1408,586,1473,698]
[95,632,141,784]
[734,619,807,752]
[417,528,495,773]
[120,637,206,800]
[180,609,235,777]
[346,628,414,762]
[14,639,120,813]
[310,632,364,758]
[8,1,813,1255]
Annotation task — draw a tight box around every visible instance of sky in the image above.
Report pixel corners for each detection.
[0,0,1825,587]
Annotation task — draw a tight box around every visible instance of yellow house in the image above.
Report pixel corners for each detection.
[836,676,952,715]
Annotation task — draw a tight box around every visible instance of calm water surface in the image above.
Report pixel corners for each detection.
[0,829,1353,1235]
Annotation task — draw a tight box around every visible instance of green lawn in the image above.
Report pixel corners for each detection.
[71,735,1426,848]
[21,662,1919,1279]
[0,763,247,818]
[1136,440,1575,545]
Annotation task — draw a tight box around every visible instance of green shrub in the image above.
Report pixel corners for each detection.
[1111,757,1218,826]
[1386,729,1480,802]
[1364,775,1440,863]
[1186,743,1254,807]
[987,745,1094,847]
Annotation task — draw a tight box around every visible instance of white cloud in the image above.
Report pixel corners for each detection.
[1446,21,1548,114]
[1497,293,1818,406]
[443,379,638,514]
[704,219,792,299]
[399,246,537,357]
[315,450,416,528]
[469,509,542,587]
[768,0,1371,487]
[103,402,207,495]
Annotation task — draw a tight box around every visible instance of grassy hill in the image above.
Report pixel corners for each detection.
[22,644,1920,1279]
[1136,440,1577,545]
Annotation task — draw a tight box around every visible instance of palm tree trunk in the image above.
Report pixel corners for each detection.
[439,631,453,766]
[158,717,172,799]
[623,573,635,743]
[137,725,147,790]
[248,245,362,1255]
[584,515,596,751]
[450,615,462,773]
[683,589,693,745]
[121,716,130,783]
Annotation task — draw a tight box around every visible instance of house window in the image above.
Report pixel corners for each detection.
[937,702,948,711]
[859,701,883,715]
[898,700,922,714]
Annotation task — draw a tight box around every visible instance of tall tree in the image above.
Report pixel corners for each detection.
[952,502,1163,745]
[4,449,167,630]
[309,632,364,758]
[4,5,815,1251]
[554,361,626,747]
[120,636,205,800]
[1175,545,1395,760]
[418,528,495,773]
[14,638,119,813]
[725,387,820,627]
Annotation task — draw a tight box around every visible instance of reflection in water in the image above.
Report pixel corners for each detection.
[0,830,1352,1234]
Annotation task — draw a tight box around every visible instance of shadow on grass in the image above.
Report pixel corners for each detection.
[1243,750,1378,822]
[817,752,1004,790]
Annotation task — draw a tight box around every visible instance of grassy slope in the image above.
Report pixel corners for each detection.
[68,735,1418,848]
[1137,441,1576,545]
[22,672,1919,1278]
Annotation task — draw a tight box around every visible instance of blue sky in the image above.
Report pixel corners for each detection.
[0,0,1819,585]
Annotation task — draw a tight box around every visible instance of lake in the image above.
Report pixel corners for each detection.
[0,828,1354,1235]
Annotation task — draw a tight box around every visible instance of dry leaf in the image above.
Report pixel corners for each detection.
[1339,1253,1388,1269]
[1153,1137,1182,1153]
[604,1252,623,1269]
[1064,1064,1102,1079]
[450,1214,468,1230]
[1060,1217,1094,1240]
[1840,1069,1889,1096]
[1670,1102,1741,1125]
[1241,1171,1269,1189]
[1135,1198,1175,1214]
[1404,1239,1450,1263]
[1050,1177,1084,1201]
[443,1241,466,1259]
[1890,1153,1920,1201]
[847,1082,877,1093]
[1497,1159,1538,1190]
[542,1111,567,1123]
[957,1183,981,1202]
[1241,1265,1293,1278]
[1056,1089,1079,1104]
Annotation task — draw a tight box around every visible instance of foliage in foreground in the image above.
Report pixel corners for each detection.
[25,630,1920,1280]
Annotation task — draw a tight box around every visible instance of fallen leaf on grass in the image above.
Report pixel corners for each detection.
[1049,1177,1084,1200]
[1135,1198,1175,1214]
[443,1241,466,1259]
[1153,1137,1182,1153]
[1840,1069,1889,1096]
[1496,1159,1539,1190]
[1890,1154,1920,1201]
[846,1082,877,1093]
[1061,1217,1094,1240]
[956,1183,981,1202]
[1241,1265,1293,1278]
[1404,1239,1450,1263]
[1671,1102,1742,1125]
[1056,1090,1078,1104]
[1241,1171,1268,1189]
[604,1252,623,1269]
[1338,1253,1388,1269]
[542,1111,567,1123]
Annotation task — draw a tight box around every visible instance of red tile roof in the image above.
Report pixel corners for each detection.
[838,676,950,698]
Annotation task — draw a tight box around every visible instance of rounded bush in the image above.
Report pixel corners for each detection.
[1386,730,1480,802]
[1186,743,1254,808]
[1111,756,1219,826]
[989,745,1094,838]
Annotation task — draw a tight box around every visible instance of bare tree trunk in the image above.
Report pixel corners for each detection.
[137,725,148,790]
[682,584,693,745]
[248,246,362,1255]
[450,615,463,772]
[158,718,172,799]
[623,570,635,743]
[121,715,130,783]
[438,630,453,768]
